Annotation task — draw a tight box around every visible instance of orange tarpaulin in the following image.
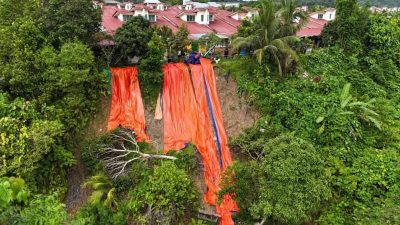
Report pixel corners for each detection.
[190,58,237,225]
[162,63,221,207]
[163,60,237,225]
[107,67,150,142]
[162,63,199,151]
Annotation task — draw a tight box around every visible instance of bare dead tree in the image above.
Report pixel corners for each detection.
[100,41,116,69]
[100,129,176,179]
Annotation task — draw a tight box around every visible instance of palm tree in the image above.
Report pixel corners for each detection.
[232,0,301,75]
[82,174,117,209]
[277,0,308,37]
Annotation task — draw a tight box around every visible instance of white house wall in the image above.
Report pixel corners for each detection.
[133,9,149,18]
[117,14,124,21]
[196,10,210,25]
[310,10,336,21]
[231,13,240,20]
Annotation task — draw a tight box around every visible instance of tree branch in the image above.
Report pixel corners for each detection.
[100,128,176,179]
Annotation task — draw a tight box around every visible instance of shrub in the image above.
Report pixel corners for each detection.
[70,204,126,225]
[17,193,67,225]
[128,161,199,225]
[223,134,331,224]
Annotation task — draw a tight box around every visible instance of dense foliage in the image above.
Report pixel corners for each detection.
[222,134,330,224]
[219,1,399,224]
[232,0,305,75]
[0,0,104,195]
[0,0,105,221]
[321,0,370,54]
[128,161,199,224]
[139,33,166,103]
[113,16,153,61]
[40,0,101,48]
[0,0,399,224]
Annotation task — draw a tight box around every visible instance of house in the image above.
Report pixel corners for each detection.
[296,17,328,38]
[229,7,259,21]
[369,6,400,13]
[296,8,337,39]
[99,1,254,40]
[309,8,336,21]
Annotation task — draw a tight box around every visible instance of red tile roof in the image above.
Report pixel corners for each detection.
[101,4,241,39]
[102,6,123,34]
[296,17,328,37]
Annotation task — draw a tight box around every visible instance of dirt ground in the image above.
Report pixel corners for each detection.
[214,67,259,138]
[65,66,259,214]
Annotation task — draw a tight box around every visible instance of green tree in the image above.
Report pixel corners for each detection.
[40,0,102,47]
[278,0,308,37]
[17,193,68,225]
[316,83,382,142]
[70,203,126,225]
[364,13,400,102]
[173,24,191,55]
[0,0,39,26]
[321,0,370,54]
[33,42,104,134]
[234,19,257,38]
[0,94,70,177]
[198,33,222,50]
[154,25,175,57]
[232,0,300,75]
[319,148,400,224]
[114,16,153,60]
[223,134,330,224]
[139,32,166,102]
[0,18,45,98]
[128,161,199,225]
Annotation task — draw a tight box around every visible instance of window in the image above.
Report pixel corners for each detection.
[209,15,214,21]
[187,15,195,22]
[318,14,323,19]
[123,15,132,22]
[329,13,332,19]
[201,15,204,22]
[149,14,156,22]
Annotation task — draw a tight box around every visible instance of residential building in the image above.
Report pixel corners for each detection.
[99,1,255,40]
[309,8,336,21]
[229,7,259,21]
[296,17,328,38]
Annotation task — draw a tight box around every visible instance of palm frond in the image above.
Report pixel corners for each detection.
[104,188,118,208]
[231,36,257,50]
[280,35,300,46]
[366,116,382,130]
[254,49,264,64]
[88,190,104,205]
[340,83,352,105]
[271,39,286,50]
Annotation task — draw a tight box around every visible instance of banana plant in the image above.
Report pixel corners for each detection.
[316,83,381,135]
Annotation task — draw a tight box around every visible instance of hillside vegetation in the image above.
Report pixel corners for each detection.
[0,0,399,225]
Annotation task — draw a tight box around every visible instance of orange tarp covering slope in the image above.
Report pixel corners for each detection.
[163,61,237,225]
[162,63,200,151]
[107,67,150,142]
[162,63,221,206]
[190,58,237,225]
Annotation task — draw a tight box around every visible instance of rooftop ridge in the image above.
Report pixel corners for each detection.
[162,15,179,27]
